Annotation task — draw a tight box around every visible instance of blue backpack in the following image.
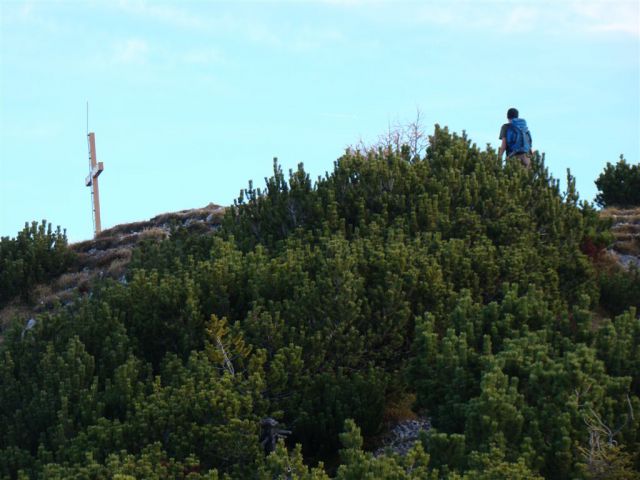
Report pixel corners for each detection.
[506,118,531,156]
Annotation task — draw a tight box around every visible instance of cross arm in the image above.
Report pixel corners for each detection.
[85,162,104,186]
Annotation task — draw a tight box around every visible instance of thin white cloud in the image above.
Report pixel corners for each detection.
[319,112,358,120]
[503,6,540,33]
[115,0,206,29]
[317,0,369,5]
[182,47,225,65]
[113,38,149,65]
[1,0,66,34]
[289,26,346,52]
[572,1,639,36]
[19,1,35,18]
[364,0,639,38]
[1,122,63,141]
[112,0,348,52]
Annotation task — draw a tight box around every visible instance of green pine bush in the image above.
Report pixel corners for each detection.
[0,220,74,306]
[595,156,640,207]
[1,126,638,479]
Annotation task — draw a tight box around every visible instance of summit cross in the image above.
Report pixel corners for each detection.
[85,132,104,237]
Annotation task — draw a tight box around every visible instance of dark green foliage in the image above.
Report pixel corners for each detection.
[1,125,638,478]
[598,268,640,316]
[595,156,640,207]
[595,308,640,394]
[0,220,74,306]
[0,308,265,479]
[335,419,436,479]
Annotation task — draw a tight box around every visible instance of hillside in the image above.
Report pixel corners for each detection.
[3,204,636,344]
[1,126,638,479]
[0,204,225,333]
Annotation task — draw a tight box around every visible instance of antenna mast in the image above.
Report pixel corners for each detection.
[85,103,105,237]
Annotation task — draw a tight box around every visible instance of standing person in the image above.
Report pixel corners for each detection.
[498,108,533,168]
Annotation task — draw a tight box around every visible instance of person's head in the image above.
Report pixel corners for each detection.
[507,108,519,120]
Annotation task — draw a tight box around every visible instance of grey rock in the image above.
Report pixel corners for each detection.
[21,318,37,340]
[607,249,640,270]
[374,417,431,457]
[618,253,640,269]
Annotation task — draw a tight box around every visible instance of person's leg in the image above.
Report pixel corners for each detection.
[516,153,531,168]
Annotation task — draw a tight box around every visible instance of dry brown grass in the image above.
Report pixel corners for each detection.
[614,239,640,256]
[184,222,213,235]
[91,247,133,269]
[0,304,33,329]
[71,238,95,252]
[152,212,188,224]
[40,289,76,309]
[31,283,54,302]
[152,203,225,224]
[600,206,640,216]
[598,208,640,264]
[107,258,130,279]
[71,204,224,252]
[611,223,640,235]
[74,234,130,252]
[600,207,640,224]
[54,271,92,291]
[138,227,168,242]
[99,219,156,238]
[592,251,623,275]
[383,393,418,424]
[612,234,639,243]
[73,235,121,252]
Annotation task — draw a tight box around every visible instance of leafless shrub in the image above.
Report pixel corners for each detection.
[348,109,429,160]
[579,396,635,480]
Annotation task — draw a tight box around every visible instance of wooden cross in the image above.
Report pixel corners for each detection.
[85,132,104,236]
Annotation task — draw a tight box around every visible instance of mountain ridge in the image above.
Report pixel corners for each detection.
[1,126,638,478]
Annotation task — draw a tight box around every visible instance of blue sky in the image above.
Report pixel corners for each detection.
[1,0,638,242]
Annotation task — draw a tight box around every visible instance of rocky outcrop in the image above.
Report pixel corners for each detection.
[374,418,431,457]
[601,208,640,269]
